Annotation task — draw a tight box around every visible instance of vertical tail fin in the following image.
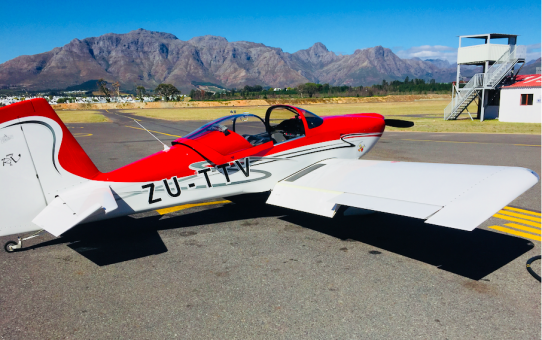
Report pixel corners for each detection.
[0,99,101,237]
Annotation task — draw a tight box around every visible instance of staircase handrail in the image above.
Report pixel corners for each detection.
[484,46,512,87]
[444,74,483,119]
[484,45,526,87]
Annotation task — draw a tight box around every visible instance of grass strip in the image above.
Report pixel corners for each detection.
[56,110,109,123]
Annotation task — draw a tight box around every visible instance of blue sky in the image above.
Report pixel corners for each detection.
[0,0,540,64]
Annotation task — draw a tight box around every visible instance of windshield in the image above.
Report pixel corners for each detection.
[183,113,270,146]
[298,108,324,129]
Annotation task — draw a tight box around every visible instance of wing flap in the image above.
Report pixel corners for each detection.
[333,193,442,219]
[266,182,340,217]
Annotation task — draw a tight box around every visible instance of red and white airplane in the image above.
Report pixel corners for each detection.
[1,99,539,252]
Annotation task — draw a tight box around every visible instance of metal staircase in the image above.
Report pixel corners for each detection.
[444,45,526,120]
[444,74,483,120]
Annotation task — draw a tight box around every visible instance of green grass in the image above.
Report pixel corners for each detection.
[119,101,540,134]
[56,110,109,123]
[386,117,541,134]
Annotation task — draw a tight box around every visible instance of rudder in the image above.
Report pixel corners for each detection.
[0,99,101,237]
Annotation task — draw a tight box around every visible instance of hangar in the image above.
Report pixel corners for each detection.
[498,74,541,123]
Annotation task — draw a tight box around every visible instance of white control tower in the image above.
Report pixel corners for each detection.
[445,34,526,121]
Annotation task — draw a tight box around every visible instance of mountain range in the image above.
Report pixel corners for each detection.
[0,29,478,93]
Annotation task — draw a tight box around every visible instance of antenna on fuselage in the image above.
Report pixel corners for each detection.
[132,119,170,151]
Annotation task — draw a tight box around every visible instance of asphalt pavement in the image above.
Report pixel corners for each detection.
[0,110,540,339]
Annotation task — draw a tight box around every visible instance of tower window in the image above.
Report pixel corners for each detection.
[520,94,533,105]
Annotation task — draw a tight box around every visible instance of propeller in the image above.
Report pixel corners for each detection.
[384,119,414,128]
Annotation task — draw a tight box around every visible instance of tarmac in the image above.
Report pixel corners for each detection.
[0,109,540,339]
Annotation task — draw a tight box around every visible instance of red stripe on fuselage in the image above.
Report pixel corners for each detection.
[0,100,384,183]
[94,112,385,183]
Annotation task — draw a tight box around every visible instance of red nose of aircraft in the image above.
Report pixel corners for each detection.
[321,113,385,136]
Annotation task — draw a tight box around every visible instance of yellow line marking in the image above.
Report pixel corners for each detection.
[156,200,231,215]
[503,206,541,217]
[398,139,540,147]
[73,133,93,137]
[504,223,542,235]
[497,210,541,223]
[124,125,182,138]
[493,214,542,228]
[489,225,541,242]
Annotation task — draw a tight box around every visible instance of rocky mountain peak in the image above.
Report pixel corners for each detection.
[308,42,329,53]
[188,35,228,46]
[293,42,339,68]
[127,29,179,40]
[425,59,451,69]
[0,30,465,92]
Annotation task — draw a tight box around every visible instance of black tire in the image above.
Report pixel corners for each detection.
[526,255,541,282]
[4,241,17,253]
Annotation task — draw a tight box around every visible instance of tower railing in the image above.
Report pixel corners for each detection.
[484,45,526,88]
[444,74,484,119]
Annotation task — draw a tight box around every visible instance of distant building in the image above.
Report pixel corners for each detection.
[498,74,541,123]
[444,33,527,121]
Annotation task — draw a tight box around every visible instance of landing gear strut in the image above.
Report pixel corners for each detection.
[4,229,44,253]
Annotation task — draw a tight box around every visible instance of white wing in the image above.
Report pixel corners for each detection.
[266,159,539,231]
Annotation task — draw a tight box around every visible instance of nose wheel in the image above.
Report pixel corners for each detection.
[3,229,44,253]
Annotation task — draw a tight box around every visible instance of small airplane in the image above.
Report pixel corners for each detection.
[1,99,539,252]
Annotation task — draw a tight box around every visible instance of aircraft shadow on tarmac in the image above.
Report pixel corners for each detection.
[24,193,533,280]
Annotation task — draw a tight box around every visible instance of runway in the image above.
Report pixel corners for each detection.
[0,110,540,339]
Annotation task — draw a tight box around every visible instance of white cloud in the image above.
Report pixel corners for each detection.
[395,43,541,63]
[394,45,457,63]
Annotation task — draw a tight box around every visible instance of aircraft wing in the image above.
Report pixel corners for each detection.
[32,184,118,237]
[266,159,539,231]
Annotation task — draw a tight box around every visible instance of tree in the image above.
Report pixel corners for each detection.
[304,83,319,98]
[136,86,146,101]
[297,83,305,97]
[112,81,120,97]
[155,84,180,101]
[97,79,110,102]
[404,76,409,84]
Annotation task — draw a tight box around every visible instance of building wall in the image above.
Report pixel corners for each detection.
[499,88,541,123]
[484,105,499,119]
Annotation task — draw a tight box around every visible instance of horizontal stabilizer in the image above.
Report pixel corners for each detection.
[267,159,539,231]
[32,185,118,237]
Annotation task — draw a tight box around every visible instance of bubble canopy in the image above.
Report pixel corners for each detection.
[184,114,267,141]
[182,106,324,148]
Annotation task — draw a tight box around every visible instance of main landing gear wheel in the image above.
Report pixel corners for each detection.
[4,241,18,253]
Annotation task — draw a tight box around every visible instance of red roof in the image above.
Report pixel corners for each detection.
[502,74,541,89]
